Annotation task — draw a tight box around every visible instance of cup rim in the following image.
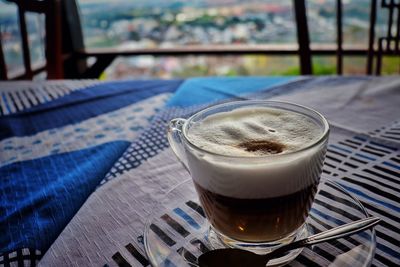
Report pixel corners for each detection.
[181,100,330,159]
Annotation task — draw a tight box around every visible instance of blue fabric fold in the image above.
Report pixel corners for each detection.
[0,80,182,140]
[166,76,294,107]
[0,141,130,253]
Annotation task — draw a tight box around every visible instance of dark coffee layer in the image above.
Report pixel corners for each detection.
[194,182,318,242]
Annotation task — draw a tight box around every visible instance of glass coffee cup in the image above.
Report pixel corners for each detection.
[167,101,329,264]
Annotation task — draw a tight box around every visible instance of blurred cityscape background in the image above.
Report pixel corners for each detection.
[0,0,398,79]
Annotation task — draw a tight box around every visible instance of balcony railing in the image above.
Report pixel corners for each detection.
[0,0,399,80]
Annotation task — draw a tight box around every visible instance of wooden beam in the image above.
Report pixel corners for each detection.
[79,44,299,56]
[396,0,400,53]
[367,0,377,74]
[78,44,369,58]
[293,0,312,75]
[387,0,394,50]
[6,0,47,13]
[376,38,383,75]
[81,55,116,79]
[45,0,63,79]
[18,5,33,79]
[61,0,88,78]
[336,0,343,75]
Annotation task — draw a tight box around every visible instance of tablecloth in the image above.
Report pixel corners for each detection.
[1,76,399,267]
[0,77,293,266]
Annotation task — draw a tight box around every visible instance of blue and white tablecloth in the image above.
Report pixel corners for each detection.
[0,76,399,267]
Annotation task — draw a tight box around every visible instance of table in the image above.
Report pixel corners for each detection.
[0,76,399,266]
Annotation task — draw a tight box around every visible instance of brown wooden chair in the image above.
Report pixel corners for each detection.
[0,0,63,80]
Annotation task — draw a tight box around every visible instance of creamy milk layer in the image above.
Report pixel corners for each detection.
[187,107,322,157]
[184,106,327,199]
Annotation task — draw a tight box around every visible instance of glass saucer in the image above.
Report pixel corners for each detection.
[144,179,376,267]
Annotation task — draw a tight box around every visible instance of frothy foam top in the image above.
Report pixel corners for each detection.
[186,107,323,157]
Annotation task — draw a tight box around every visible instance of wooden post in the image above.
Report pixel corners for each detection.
[386,0,394,51]
[336,0,343,75]
[293,0,312,75]
[367,0,377,75]
[18,4,33,79]
[45,0,63,79]
[376,38,383,75]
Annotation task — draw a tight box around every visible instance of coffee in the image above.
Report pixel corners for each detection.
[194,182,318,242]
[184,107,326,242]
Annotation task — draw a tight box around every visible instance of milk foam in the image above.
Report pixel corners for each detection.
[184,107,327,199]
[187,107,322,156]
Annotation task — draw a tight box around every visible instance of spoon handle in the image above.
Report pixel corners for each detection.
[305,216,380,245]
[264,217,380,260]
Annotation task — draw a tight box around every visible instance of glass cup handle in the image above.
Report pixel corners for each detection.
[167,118,189,170]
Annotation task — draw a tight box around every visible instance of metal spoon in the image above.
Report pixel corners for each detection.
[198,217,380,267]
